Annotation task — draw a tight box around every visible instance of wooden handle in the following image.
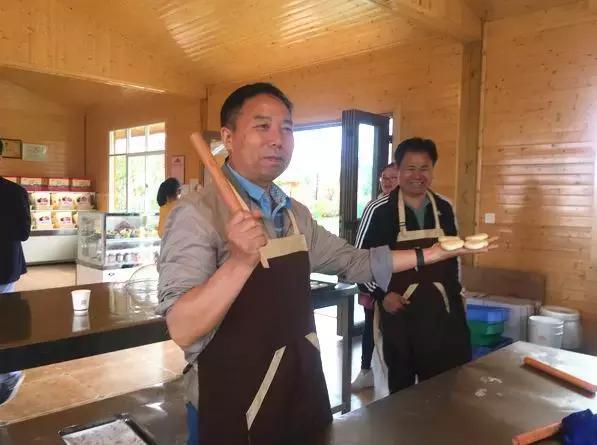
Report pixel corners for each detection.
[523,356,597,393]
[512,421,561,445]
[190,132,242,214]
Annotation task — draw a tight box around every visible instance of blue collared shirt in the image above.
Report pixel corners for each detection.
[228,165,292,238]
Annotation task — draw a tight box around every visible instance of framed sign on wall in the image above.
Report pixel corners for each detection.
[0,138,23,159]
[22,143,49,162]
[170,155,185,184]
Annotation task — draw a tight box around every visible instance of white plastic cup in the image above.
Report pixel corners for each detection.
[71,289,91,313]
[528,315,564,349]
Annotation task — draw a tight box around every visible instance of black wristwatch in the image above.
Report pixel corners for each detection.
[414,247,425,270]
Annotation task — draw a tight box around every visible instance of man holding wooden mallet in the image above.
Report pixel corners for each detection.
[157,83,493,445]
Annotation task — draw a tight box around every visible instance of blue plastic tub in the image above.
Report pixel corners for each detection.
[466,304,510,323]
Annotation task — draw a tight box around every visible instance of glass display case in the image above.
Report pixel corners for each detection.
[76,212,160,284]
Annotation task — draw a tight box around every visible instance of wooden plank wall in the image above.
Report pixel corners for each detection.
[477,2,597,318]
[207,38,465,202]
[85,94,202,210]
[0,79,84,178]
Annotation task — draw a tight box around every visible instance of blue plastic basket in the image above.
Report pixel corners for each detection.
[466,304,510,323]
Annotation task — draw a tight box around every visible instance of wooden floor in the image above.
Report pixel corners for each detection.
[1,264,385,424]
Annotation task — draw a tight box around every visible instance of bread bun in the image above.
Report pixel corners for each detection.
[438,236,461,243]
[464,240,489,250]
[465,233,489,242]
[441,239,465,251]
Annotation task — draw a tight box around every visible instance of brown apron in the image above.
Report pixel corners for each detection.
[379,190,471,394]
[196,208,332,445]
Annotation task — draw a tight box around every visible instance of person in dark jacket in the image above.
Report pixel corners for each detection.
[0,139,31,406]
[356,137,471,394]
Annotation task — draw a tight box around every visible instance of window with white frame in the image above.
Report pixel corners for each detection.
[109,122,166,214]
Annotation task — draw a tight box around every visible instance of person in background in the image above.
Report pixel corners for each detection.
[351,162,399,391]
[0,139,31,406]
[357,137,471,395]
[157,177,181,238]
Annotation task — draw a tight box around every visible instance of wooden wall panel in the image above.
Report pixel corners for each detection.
[477,3,597,319]
[85,94,202,211]
[207,38,465,201]
[0,79,84,179]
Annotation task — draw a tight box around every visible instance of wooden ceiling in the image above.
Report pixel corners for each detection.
[464,0,580,21]
[72,0,438,85]
[70,0,586,86]
[0,0,588,103]
[0,67,149,109]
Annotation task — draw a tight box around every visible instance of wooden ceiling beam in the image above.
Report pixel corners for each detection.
[367,0,482,42]
[0,0,204,98]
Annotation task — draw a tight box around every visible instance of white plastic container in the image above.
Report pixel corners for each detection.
[528,315,564,349]
[539,306,582,350]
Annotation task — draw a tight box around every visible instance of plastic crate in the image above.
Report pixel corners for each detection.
[471,331,503,346]
[466,304,510,323]
[468,320,505,336]
[472,337,514,360]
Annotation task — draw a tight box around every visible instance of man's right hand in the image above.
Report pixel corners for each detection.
[226,210,268,268]
[382,291,409,314]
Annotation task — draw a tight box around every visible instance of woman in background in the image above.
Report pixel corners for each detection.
[351,163,399,391]
[157,177,181,238]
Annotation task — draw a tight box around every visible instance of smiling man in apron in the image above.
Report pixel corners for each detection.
[356,137,471,394]
[158,86,481,445]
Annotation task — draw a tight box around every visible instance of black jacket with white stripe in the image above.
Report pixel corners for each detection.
[355,186,462,301]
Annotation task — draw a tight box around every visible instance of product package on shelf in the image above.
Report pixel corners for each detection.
[33,211,53,229]
[52,192,76,210]
[31,191,51,210]
[53,211,75,229]
[20,177,44,191]
[75,192,94,210]
[4,176,18,183]
[48,177,70,191]
[71,178,92,191]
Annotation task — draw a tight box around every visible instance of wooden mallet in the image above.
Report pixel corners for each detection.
[190,132,242,214]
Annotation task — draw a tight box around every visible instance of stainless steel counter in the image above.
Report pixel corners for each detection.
[3,342,595,444]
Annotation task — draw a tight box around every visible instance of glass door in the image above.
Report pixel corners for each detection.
[339,110,391,336]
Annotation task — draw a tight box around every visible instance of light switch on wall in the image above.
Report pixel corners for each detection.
[484,213,496,224]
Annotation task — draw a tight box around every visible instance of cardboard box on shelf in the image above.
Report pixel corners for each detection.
[71,178,92,190]
[31,192,51,210]
[51,192,75,210]
[48,177,70,191]
[33,211,53,229]
[20,177,44,191]
[74,192,94,210]
[53,211,75,228]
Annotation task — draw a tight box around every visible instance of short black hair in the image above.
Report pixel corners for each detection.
[220,83,293,129]
[382,162,397,172]
[156,177,180,207]
[394,137,438,166]
[0,139,3,156]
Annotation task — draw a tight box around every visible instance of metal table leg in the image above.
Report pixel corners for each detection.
[340,297,354,413]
